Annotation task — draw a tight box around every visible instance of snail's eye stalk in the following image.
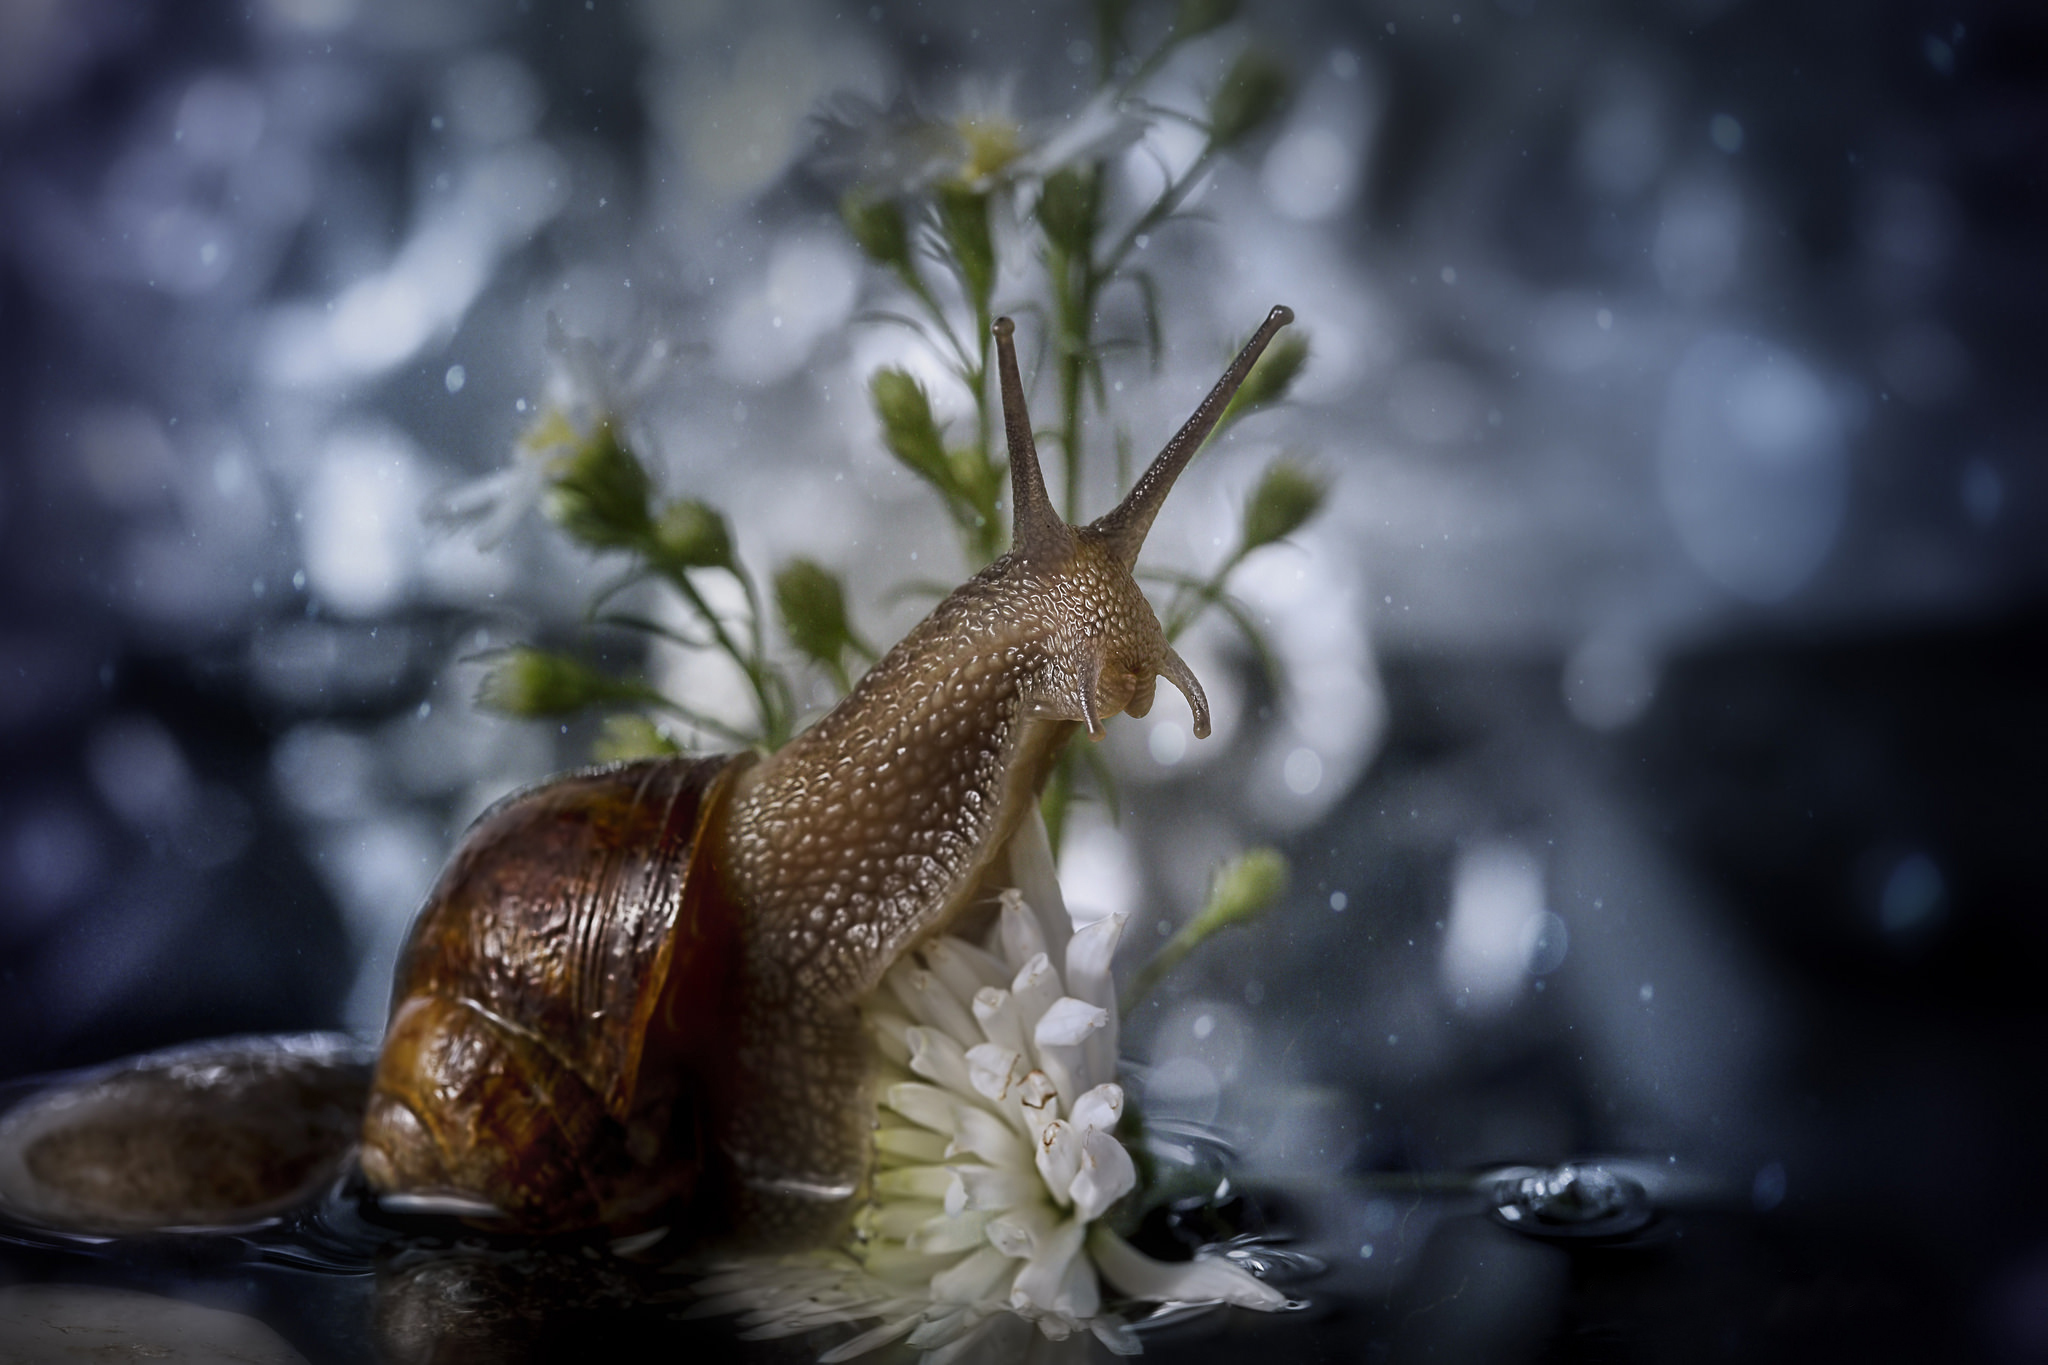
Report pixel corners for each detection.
[1158,648,1211,739]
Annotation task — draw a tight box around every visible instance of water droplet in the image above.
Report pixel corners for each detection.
[1487,1162,1652,1239]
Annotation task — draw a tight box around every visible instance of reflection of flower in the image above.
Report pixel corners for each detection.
[696,834,1287,1362]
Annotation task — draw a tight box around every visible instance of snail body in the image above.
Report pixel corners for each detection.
[357,308,1297,1247]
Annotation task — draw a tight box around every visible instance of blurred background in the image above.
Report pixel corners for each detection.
[2,0,2044,1359]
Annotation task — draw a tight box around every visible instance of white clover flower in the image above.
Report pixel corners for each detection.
[695,818,1288,1362]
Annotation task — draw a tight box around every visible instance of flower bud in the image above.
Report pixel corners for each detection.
[1037,167,1099,259]
[651,498,735,572]
[935,184,996,314]
[1239,459,1327,553]
[870,369,951,489]
[774,558,858,674]
[474,647,630,718]
[841,191,911,272]
[1218,331,1309,428]
[1199,847,1288,931]
[592,713,678,763]
[1207,50,1291,150]
[542,421,653,550]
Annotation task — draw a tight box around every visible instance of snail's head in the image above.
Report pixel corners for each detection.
[989,307,1293,744]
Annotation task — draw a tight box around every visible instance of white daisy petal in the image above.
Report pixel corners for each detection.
[921,939,991,1004]
[1008,1216,1085,1314]
[947,1104,1028,1168]
[1008,953,1061,1036]
[876,1127,949,1163]
[1032,1118,1081,1207]
[1088,1226,1289,1310]
[963,1042,1025,1106]
[907,1209,992,1255]
[930,1245,1014,1305]
[885,1082,959,1136]
[970,988,1029,1056]
[699,863,1291,1360]
[817,1312,924,1363]
[1033,996,1108,1049]
[953,1162,1038,1212]
[997,890,1048,970]
[1069,1083,1123,1137]
[875,1166,956,1202]
[905,1027,976,1097]
[1068,1127,1137,1222]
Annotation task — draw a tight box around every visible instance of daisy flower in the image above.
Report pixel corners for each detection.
[432,315,677,549]
[693,814,1290,1362]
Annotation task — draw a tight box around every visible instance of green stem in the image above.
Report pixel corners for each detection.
[660,566,781,746]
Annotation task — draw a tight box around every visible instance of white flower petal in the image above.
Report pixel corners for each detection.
[921,939,991,1004]
[1009,953,1061,1036]
[1033,996,1108,1049]
[983,1203,1053,1259]
[947,1105,1028,1168]
[1008,1217,1086,1314]
[1087,1227,1289,1310]
[817,1311,924,1363]
[1067,1127,1137,1222]
[1069,1083,1123,1137]
[865,1007,916,1066]
[867,1198,944,1240]
[1062,912,1124,1011]
[906,1026,975,1097]
[953,1163,1039,1213]
[875,1166,956,1202]
[1054,1252,1102,1323]
[1090,1314,1144,1356]
[889,966,981,1045]
[930,1245,1014,1305]
[997,890,1048,970]
[908,1209,993,1255]
[875,1127,949,1163]
[971,988,1028,1056]
[1016,1070,1059,1131]
[1006,808,1074,947]
[1033,1119,1081,1208]
[963,1042,1024,1106]
[885,1082,958,1135]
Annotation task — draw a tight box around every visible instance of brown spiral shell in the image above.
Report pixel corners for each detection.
[358,754,752,1233]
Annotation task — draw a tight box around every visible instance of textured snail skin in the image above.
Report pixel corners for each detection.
[358,306,1294,1246]
[719,532,1175,1242]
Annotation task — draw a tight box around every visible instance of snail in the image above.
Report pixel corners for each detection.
[358,305,1296,1247]
[0,307,1294,1253]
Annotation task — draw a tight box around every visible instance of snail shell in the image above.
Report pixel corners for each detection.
[359,755,751,1232]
